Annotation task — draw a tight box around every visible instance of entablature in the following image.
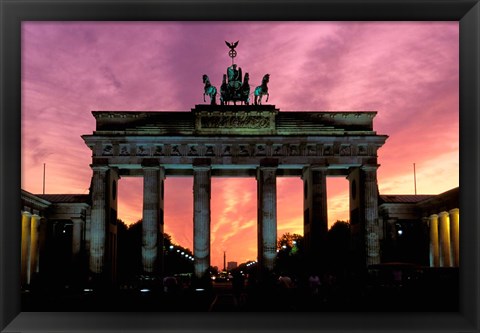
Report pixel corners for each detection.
[82,135,387,162]
[91,106,381,136]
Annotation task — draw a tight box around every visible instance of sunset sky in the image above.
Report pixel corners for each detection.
[21,22,459,268]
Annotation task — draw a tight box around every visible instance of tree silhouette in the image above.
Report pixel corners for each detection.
[275,232,305,277]
[326,220,351,276]
[117,219,193,284]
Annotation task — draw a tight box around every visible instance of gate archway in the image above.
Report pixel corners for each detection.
[82,104,387,280]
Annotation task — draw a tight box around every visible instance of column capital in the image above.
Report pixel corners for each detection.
[429,214,439,219]
[439,211,449,218]
[193,165,211,172]
[256,165,277,180]
[30,214,41,221]
[310,165,328,171]
[90,164,109,172]
[142,165,161,170]
[302,164,328,174]
[71,217,84,224]
[449,208,459,215]
[258,165,277,171]
[361,164,379,172]
[21,211,32,217]
[259,158,278,168]
[193,158,211,169]
[141,158,160,169]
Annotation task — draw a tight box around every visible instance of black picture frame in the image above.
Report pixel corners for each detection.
[1,0,479,332]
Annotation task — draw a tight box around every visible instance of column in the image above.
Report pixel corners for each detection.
[429,214,440,267]
[38,217,47,275]
[85,210,91,262]
[439,211,451,267]
[257,165,277,272]
[449,208,459,267]
[71,218,84,261]
[362,165,381,266]
[89,165,108,274]
[302,165,328,269]
[142,165,165,275]
[29,214,42,283]
[193,165,211,279]
[21,211,32,287]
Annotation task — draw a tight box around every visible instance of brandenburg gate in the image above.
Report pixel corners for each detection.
[82,105,388,280]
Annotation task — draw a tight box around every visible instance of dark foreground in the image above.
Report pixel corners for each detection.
[22,268,458,312]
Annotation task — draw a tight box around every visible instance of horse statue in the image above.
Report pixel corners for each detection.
[240,72,251,105]
[220,74,228,105]
[254,74,270,105]
[202,74,217,105]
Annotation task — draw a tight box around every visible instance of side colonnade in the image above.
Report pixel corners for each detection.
[20,212,45,287]
[428,208,460,268]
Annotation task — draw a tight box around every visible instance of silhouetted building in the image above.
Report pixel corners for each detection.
[227,261,238,271]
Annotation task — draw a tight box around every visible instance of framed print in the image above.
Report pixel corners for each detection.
[1,0,479,332]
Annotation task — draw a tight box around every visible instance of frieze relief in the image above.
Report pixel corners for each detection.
[136,145,149,156]
[205,145,216,156]
[194,110,277,135]
[289,145,299,156]
[201,115,270,129]
[102,144,113,156]
[358,145,367,156]
[170,145,182,156]
[120,145,130,156]
[340,145,351,156]
[272,144,283,156]
[188,145,199,156]
[323,145,333,156]
[95,141,374,159]
[307,145,317,156]
[154,145,164,156]
[238,145,250,156]
[256,145,266,156]
[222,145,232,156]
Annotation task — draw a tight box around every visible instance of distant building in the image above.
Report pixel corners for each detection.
[227,261,238,271]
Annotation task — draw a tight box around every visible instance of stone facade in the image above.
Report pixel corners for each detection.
[82,105,388,278]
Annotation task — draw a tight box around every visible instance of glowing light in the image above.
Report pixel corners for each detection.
[140,289,150,293]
